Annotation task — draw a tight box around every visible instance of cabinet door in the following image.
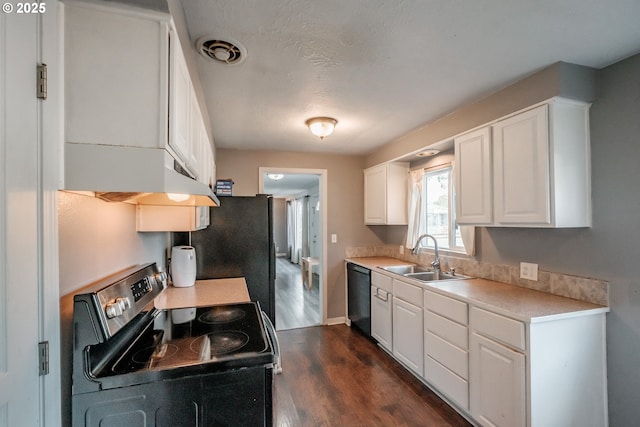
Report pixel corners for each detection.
[364,165,387,224]
[470,332,525,427]
[493,105,550,224]
[169,34,192,168]
[371,286,392,351]
[455,127,493,224]
[392,297,423,376]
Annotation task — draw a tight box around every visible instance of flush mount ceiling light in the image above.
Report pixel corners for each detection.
[305,117,338,140]
[267,173,284,181]
[416,149,440,157]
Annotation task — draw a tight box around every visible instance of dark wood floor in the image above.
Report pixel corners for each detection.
[275,257,321,331]
[274,325,472,427]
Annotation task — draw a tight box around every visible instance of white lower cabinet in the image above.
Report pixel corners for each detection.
[369,272,607,427]
[423,290,469,410]
[470,332,525,427]
[392,279,423,376]
[371,287,392,351]
[371,272,393,351]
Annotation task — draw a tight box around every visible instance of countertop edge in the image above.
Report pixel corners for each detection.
[345,256,609,323]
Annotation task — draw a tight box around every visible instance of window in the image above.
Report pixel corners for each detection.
[420,165,463,251]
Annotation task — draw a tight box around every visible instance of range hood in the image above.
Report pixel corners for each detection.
[63,142,220,207]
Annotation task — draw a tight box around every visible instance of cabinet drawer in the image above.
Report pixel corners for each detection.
[393,279,423,307]
[424,290,468,324]
[471,307,525,351]
[425,356,469,410]
[425,331,468,379]
[424,310,468,350]
[371,271,393,293]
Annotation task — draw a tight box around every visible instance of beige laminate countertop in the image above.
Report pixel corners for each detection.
[154,277,251,310]
[346,256,609,323]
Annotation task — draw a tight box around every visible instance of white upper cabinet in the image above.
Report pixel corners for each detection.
[454,98,591,228]
[454,127,493,224]
[64,2,169,149]
[63,1,214,184]
[169,34,193,172]
[493,105,550,225]
[364,162,409,225]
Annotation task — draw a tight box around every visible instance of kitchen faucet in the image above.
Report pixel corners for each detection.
[412,234,440,273]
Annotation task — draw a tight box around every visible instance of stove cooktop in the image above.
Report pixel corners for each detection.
[90,302,273,387]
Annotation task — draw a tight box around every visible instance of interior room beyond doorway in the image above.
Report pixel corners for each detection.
[260,168,326,331]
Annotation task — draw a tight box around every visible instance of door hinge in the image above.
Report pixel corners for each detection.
[38,341,49,376]
[37,64,47,100]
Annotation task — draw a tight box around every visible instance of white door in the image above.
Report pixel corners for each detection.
[454,127,493,224]
[493,105,550,224]
[470,332,526,427]
[392,297,424,376]
[0,11,45,427]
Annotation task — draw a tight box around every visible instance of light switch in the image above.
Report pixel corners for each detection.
[331,234,337,243]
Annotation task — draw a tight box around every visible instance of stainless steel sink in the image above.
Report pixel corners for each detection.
[403,271,438,281]
[380,265,471,282]
[380,265,432,275]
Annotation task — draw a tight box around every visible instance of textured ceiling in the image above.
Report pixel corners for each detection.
[182,0,640,155]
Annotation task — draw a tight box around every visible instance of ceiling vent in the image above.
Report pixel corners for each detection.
[196,36,247,65]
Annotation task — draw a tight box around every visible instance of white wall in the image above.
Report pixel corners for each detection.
[58,191,167,295]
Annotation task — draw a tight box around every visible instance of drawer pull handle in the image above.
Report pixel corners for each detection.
[375,290,389,302]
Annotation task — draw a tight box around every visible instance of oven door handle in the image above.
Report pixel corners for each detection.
[261,311,282,374]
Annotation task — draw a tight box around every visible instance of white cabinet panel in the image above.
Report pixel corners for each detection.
[393,278,422,307]
[371,285,392,351]
[64,3,168,148]
[425,356,469,411]
[493,105,549,224]
[424,310,468,351]
[392,297,423,376]
[371,271,393,293]
[470,332,525,427]
[169,36,192,169]
[471,307,525,351]
[424,289,468,325]
[455,127,493,224]
[425,331,468,379]
[364,162,408,225]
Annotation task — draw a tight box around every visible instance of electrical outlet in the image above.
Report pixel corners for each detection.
[399,245,404,255]
[331,234,337,243]
[520,262,538,281]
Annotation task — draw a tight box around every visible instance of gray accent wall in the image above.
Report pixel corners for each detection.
[475,55,640,426]
[366,62,599,168]
[369,54,640,425]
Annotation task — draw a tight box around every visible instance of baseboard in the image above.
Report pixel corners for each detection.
[326,316,347,326]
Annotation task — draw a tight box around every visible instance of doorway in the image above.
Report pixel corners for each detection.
[259,167,327,331]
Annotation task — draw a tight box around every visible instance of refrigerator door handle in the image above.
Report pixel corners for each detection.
[261,310,282,374]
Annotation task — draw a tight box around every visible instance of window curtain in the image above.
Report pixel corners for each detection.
[451,160,476,256]
[301,196,310,258]
[286,200,295,262]
[405,169,424,250]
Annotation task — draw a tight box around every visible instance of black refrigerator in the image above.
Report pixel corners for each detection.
[188,195,276,323]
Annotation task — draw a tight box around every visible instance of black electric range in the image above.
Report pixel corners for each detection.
[70,263,276,427]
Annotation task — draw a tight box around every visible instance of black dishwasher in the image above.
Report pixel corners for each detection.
[347,262,371,337]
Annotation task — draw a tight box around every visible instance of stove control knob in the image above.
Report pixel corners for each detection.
[105,301,123,319]
[115,297,131,312]
[153,272,167,286]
